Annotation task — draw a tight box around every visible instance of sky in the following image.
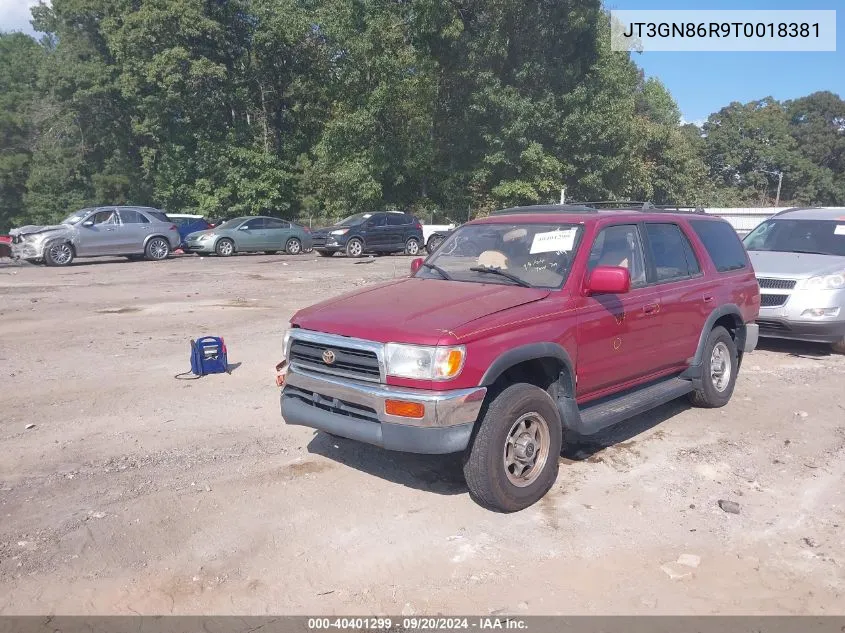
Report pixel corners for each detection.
[608,0,844,123]
[1,0,842,124]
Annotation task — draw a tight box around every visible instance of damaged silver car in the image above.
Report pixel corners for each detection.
[10,206,181,266]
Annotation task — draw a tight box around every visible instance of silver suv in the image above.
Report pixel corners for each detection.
[10,206,181,266]
[743,207,845,353]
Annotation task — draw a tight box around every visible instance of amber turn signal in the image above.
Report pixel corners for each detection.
[385,399,425,419]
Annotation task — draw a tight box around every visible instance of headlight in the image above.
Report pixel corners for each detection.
[330,229,349,236]
[385,343,466,380]
[200,233,216,241]
[803,272,845,290]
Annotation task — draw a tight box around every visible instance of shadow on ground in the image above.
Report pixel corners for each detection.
[756,338,834,359]
[307,396,693,494]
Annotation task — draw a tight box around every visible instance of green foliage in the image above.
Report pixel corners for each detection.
[0,1,843,233]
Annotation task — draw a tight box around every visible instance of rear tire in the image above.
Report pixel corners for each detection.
[346,238,364,258]
[215,238,235,257]
[404,237,421,256]
[285,238,303,255]
[463,383,562,513]
[426,234,445,254]
[44,242,74,267]
[689,326,738,408]
[145,237,170,261]
[832,338,845,354]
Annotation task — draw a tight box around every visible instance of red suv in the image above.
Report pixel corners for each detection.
[278,204,760,512]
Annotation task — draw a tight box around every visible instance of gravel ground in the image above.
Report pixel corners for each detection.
[0,252,843,615]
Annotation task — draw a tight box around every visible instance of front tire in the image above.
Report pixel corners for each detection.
[404,237,421,256]
[689,326,738,408]
[215,238,235,257]
[145,237,170,261]
[44,242,74,267]
[285,238,303,255]
[463,383,562,513]
[346,238,364,258]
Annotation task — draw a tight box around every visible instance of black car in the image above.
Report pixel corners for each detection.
[312,212,424,258]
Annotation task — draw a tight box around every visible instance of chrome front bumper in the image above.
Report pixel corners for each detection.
[280,365,486,454]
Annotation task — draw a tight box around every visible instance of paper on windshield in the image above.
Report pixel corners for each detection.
[835,225,845,235]
[530,228,577,254]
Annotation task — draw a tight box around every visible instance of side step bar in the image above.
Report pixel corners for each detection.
[557,377,694,436]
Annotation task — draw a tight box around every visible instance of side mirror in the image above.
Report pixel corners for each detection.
[410,257,424,275]
[82,220,94,227]
[587,266,630,295]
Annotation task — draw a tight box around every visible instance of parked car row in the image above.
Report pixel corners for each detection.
[6,207,435,266]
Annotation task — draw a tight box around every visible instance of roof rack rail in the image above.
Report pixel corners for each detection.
[576,200,650,209]
[490,204,599,215]
[645,204,707,214]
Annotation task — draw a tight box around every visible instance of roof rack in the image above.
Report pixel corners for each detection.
[490,201,708,216]
[645,203,707,214]
[491,204,599,215]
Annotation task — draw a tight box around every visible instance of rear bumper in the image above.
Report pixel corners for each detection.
[280,365,486,454]
[742,322,759,352]
[757,318,845,344]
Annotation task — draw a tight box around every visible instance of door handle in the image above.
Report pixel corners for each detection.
[105,227,116,231]
[643,303,660,315]
[703,295,714,303]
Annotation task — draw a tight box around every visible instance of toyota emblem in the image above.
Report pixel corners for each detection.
[322,349,336,365]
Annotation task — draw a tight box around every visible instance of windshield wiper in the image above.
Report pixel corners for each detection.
[422,262,452,280]
[469,266,532,288]
[790,249,830,256]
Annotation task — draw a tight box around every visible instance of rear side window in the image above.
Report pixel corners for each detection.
[146,210,170,223]
[386,214,408,226]
[689,220,748,272]
[265,218,290,229]
[119,210,150,224]
[644,223,700,281]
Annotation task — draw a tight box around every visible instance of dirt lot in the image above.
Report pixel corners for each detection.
[1,252,844,615]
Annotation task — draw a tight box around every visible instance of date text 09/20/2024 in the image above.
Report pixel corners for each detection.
[307,617,527,630]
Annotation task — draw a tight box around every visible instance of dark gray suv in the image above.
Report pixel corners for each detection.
[10,206,181,266]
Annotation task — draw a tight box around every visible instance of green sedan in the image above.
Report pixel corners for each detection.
[184,216,313,256]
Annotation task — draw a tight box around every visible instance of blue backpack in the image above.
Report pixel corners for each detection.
[176,336,229,379]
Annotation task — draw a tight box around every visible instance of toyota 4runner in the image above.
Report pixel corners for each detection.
[278,204,760,512]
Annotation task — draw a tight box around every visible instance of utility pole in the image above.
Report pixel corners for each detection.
[560,187,566,205]
[756,169,783,208]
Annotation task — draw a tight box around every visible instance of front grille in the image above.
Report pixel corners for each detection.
[284,385,379,422]
[311,235,328,247]
[757,277,796,290]
[757,319,789,332]
[760,294,788,307]
[289,339,380,381]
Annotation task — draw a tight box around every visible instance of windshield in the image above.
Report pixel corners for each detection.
[336,213,372,227]
[61,208,96,225]
[743,219,845,257]
[216,218,245,230]
[417,223,583,288]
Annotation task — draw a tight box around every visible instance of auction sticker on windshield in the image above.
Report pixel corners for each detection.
[530,228,577,254]
[834,225,845,235]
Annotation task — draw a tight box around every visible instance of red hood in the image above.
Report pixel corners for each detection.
[291,278,550,344]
